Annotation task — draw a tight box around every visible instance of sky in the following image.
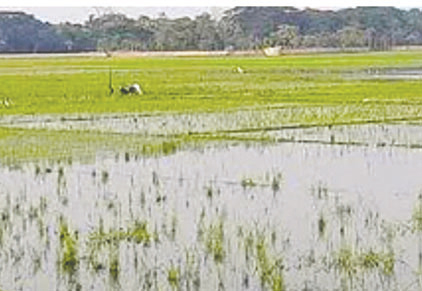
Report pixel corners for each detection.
[0,7,230,24]
[0,1,422,24]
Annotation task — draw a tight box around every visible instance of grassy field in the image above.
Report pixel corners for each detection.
[2,51,422,162]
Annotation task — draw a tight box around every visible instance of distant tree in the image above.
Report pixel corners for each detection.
[365,27,392,50]
[56,22,96,51]
[151,16,197,51]
[337,26,365,48]
[194,13,222,50]
[3,7,422,53]
[219,12,250,50]
[0,11,66,52]
[273,24,300,48]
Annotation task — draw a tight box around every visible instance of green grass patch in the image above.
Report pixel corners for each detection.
[0,126,184,164]
[1,51,422,116]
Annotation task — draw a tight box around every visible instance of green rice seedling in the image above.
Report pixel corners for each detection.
[360,249,395,276]
[205,220,225,264]
[87,219,153,270]
[28,205,38,222]
[183,250,201,290]
[381,251,395,276]
[109,248,120,283]
[255,236,285,291]
[140,191,146,209]
[360,250,381,270]
[170,214,177,241]
[335,247,357,277]
[241,178,256,188]
[59,218,78,276]
[39,196,47,215]
[128,220,153,245]
[412,194,422,232]
[206,186,213,200]
[272,274,284,291]
[196,208,206,243]
[167,265,180,290]
[101,170,109,185]
[35,165,41,176]
[162,141,178,155]
[87,221,153,277]
[271,174,282,192]
[88,252,105,273]
[87,241,106,272]
[244,231,254,263]
[152,171,159,186]
[256,238,272,285]
[271,230,277,246]
[318,213,327,238]
[334,247,395,278]
[58,166,64,182]
[57,167,67,197]
[33,255,42,274]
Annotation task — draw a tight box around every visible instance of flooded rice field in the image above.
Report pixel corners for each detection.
[348,67,422,81]
[2,104,422,138]
[370,68,422,80]
[1,123,422,291]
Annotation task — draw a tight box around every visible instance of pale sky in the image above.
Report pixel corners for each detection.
[0,7,229,24]
[0,1,422,24]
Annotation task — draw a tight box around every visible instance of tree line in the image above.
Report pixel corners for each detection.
[1,7,422,53]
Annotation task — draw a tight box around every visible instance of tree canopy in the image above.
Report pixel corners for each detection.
[1,7,422,52]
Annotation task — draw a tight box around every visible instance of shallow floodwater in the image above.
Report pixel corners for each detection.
[1,138,422,290]
[347,67,422,81]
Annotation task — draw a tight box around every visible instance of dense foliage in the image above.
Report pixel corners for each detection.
[2,7,422,52]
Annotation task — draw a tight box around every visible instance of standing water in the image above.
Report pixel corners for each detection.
[1,127,422,290]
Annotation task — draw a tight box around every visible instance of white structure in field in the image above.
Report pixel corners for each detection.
[263,46,282,57]
[120,83,142,95]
